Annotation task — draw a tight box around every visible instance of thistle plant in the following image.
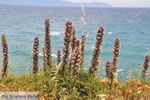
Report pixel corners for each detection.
[111,38,120,80]
[80,34,87,67]
[32,37,40,74]
[44,19,52,70]
[1,34,9,77]
[62,21,73,74]
[57,49,61,65]
[71,39,81,79]
[142,54,150,78]
[89,27,104,76]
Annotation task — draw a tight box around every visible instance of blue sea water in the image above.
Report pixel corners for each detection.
[0,5,150,76]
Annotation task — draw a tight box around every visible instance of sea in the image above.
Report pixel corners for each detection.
[0,4,150,77]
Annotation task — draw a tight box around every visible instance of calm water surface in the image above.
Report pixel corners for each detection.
[0,5,150,76]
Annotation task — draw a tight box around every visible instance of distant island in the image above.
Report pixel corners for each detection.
[50,0,112,7]
[0,0,112,7]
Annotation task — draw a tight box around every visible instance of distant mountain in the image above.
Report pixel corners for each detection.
[0,0,112,7]
[49,1,112,7]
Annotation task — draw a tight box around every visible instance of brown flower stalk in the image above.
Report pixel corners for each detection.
[80,34,87,67]
[57,49,61,65]
[1,34,9,77]
[32,37,40,74]
[142,54,150,77]
[42,48,46,71]
[71,27,76,52]
[62,21,73,73]
[69,27,77,72]
[44,19,52,70]
[105,61,111,79]
[71,39,81,79]
[111,38,120,79]
[89,27,104,76]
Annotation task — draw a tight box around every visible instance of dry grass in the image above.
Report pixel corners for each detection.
[0,72,150,100]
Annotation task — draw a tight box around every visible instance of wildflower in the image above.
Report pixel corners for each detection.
[105,61,111,79]
[69,28,76,72]
[111,38,120,80]
[142,54,150,77]
[1,34,9,77]
[43,48,46,71]
[32,37,40,74]
[100,78,109,86]
[112,79,119,88]
[57,49,61,65]
[71,26,76,52]
[80,34,87,66]
[89,27,105,76]
[44,19,52,69]
[136,81,143,88]
[62,21,73,74]
[71,39,81,79]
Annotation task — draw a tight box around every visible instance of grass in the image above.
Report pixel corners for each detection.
[0,68,150,100]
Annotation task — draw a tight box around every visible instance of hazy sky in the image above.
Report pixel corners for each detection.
[0,0,150,7]
[64,0,150,7]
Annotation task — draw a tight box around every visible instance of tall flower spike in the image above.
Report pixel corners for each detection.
[57,49,61,65]
[89,27,104,76]
[1,34,9,77]
[62,21,73,74]
[33,37,40,74]
[43,48,46,71]
[105,61,111,79]
[69,37,78,73]
[142,54,150,77]
[69,27,77,72]
[112,38,120,79]
[80,34,87,67]
[71,39,81,79]
[44,19,52,70]
[71,27,76,52]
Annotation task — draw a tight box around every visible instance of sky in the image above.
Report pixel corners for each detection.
[0,0,150,7]
[64,0,150,7]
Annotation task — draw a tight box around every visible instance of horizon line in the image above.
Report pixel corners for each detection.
[0,3,150,8]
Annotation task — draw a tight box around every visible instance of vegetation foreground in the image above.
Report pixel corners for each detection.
[0,19,150,100]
